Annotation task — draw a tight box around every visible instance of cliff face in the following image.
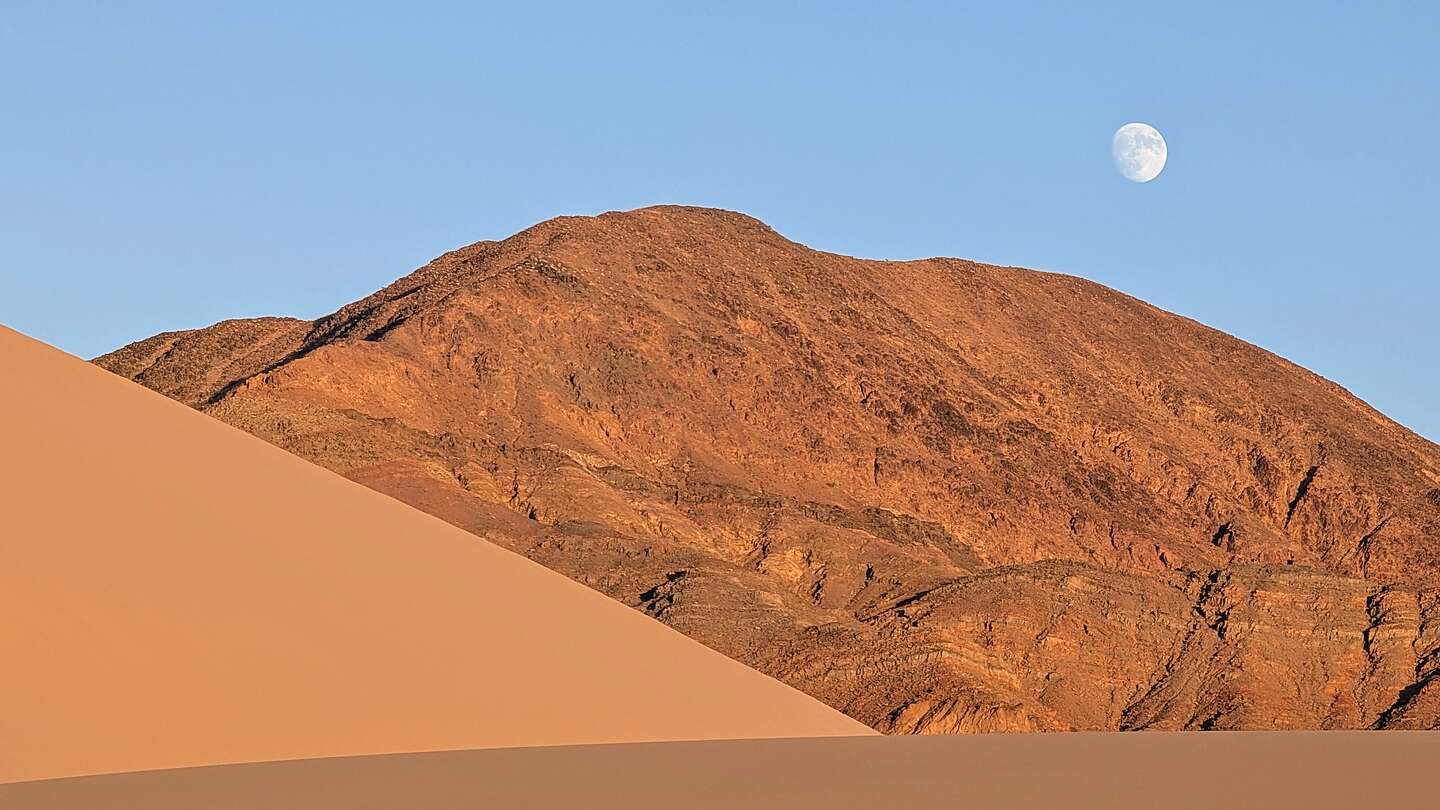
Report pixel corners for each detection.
[98,206,1440,731]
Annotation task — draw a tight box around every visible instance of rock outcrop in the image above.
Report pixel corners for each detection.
[98,206,1440,731]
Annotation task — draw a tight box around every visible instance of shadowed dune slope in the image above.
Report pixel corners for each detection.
[5,733,1439,808]
[0,325,869,784]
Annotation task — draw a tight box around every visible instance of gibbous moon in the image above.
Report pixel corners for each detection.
[1112,123,1167,183]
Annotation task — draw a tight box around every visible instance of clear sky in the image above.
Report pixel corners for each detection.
[2,2,1436,440]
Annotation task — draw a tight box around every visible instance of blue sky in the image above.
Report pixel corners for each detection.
[2,2,1436,439]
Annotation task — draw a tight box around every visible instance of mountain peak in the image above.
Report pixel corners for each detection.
[98,209,1440,734]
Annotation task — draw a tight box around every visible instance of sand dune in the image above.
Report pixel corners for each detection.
[0,325,869,784]
[6,732,1438,808]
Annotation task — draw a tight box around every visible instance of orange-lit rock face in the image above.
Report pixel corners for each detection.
[100,206,1440,732]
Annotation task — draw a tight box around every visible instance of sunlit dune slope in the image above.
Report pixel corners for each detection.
[0,325,869,784]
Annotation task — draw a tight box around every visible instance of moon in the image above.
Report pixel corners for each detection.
[1112,123,1167,183]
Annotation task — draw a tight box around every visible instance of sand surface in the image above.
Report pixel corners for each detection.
[6,732,1438,808]
[0,325,868,784]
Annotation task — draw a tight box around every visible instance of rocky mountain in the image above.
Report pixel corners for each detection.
[98,206,1440,732]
